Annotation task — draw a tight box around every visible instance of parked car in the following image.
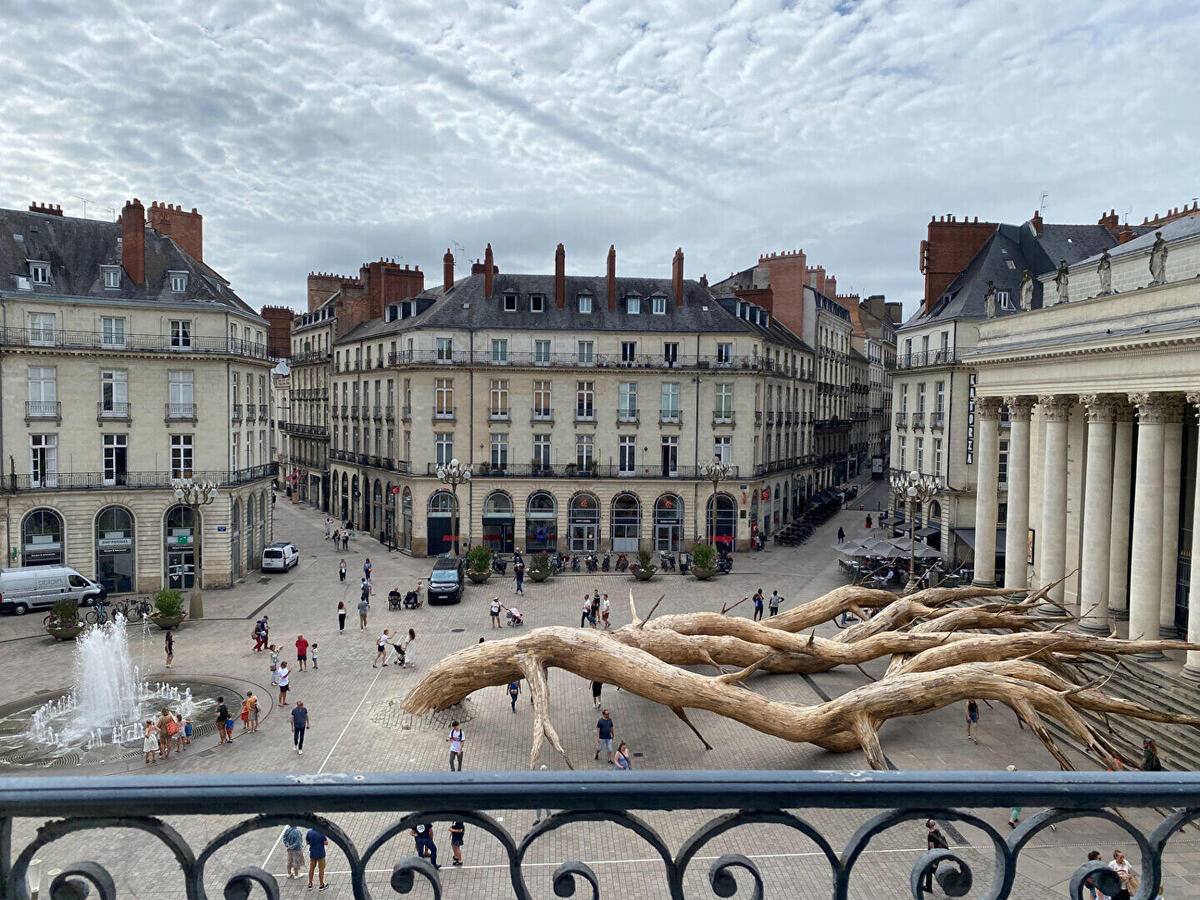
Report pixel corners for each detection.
[0,565,106,616]
[261,541,299,572]
[427,556,465,604]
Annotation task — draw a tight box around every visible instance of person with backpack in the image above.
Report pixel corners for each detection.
[923,819,949,892]
[1142,737,1164,771]
[752,589,765,622]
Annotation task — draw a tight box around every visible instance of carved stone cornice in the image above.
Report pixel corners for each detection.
[1079,394,1122,424]
[975,396,1003,419]
[1037,394,1074,422]
[1130,392,1185,425]
[1004,396,1036,421]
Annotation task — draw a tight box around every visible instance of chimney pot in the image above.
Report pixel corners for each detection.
[554,243,565,309]
[443,248,454,293]
[606,244,616,311]
[121,199,146,285]
[484,243,495,298]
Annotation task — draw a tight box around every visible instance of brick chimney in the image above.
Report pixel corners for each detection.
[826,274,837,298]
[1098,208,1120,237]
[672,247,684,306]
[1118,223,1135,244]
[121,198,146,285]
[607,244,616,311]
[919,215,996,314]
[555,243,565,308]
[147,201,203,262]
[1029,209,1043,236]
[700,273,708,289]
[483,243,495,298]
[28,202,63,216]
[443,249,454,293]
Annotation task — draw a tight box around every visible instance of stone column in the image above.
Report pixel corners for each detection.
[1159,398,1185,636]
[1078,395,1117,633]
[1181,395,1200,679]
[1128,392,1167,658]
[1003,396,1035,590]
[1037,395,1072,608]
[972,397,1003,586]
[1108,402,1134,620]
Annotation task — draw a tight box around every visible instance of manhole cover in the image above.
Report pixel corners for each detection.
[451,628,465,633]
[633,752,644,757]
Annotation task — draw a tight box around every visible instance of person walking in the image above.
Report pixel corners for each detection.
[305,827,329,890]
[247,691,259,733]
[591,680,603,709]
[923,819,949,893]
[580,595,591,628]
[261,615,270,648]
[311,643,319,671]
[142,719,159,764]
[239,698,251,733]
[615,741,632,770]
[837,526,845,543]
[269,645,280,685]
[277,662,291,706]
[337,601,347,633]
[752,589,764,622]
[296,634,309,672]
[291,700,310,755]
[966,699,979,744]
[364,557,373,581]
[590,591,600,628]
[253,619,267,652]
[342,532,349,551]
[865,514,872,529]
[401,629,416,669]
[324,517,332,540]
[490,596,503,629]
[508,679,521,712]
[339,558,347,582]
[1142,737,1164,771]
[768,590,783,617]
[358,594,370,630]
[411,823,440,869]
[374,630,390,667]
[601,594,611,629]
[449,820,465,866]
[164,629,175,668]
[595,709,615,764]
[447,722,465,771]
[216,697,231,744]
[172,712,185,752]
[514,558,524,594]
[283,824,305,880]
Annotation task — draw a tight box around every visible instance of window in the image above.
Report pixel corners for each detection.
[491,339,508,363]
[102,266,120,289]
[533,381,552,418]
[898,435,907,470]
[935,381,945,414]
[626,295,641,315]
[436,338,453,362]
[663,342,679,366]
[901,384,908,413]
[530,294,545,312]
[917,383,926,413]
[660,436,678,476]
[577,341,594,364]
[997,290,1014,310]
[618,382,637,420]
[29,312,54,345]
[714,383,732,421]
[661,383,680,422]
[998,439,1010,486]
[576,381,594,419]
[503,293,518,312]
[651,295,667,315]
[915,436,925,474]
[619,436,636,474]
[169,370,193,407]
[621,341,637,364]
[578,293,593,314]
[170,271,188,293]
[29,261,49,284]
[101,316,126,348]
[435,378,453,418]
[576,434,594,469]
[934,438,943,474]
[714,436,731,465]
[170,320,192,348]
[904,338,912,362]
[31,435,57,487]
[533,434,551,468]
[231,433,239,470]
[170,434,193,478]
[534,340,551,364]
[716,342,732,366]
[940,331,949,352]
[27,367,56,416]
[435,434,453,466]
[490,379,509,418]
[102,434,128,485]
[490,434,508,469]
[100,370,128,415]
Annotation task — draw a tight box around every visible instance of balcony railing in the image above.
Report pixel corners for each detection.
[616,408,639,423]
[931,413,945,430]
[97,401,132,421]
[713,411,734,425]
[385,404,395,421]
[913,412,926,429]
[164,403,197,422]
[5,464,275,492]
[0,326,270,359]
[290,349,331,365]
[659,408,682,424]
[575,408,595,423]
[372,404,383,420]
[383,348,797,373]
[530,407,554,423]
[401,404,412,421]
[349,405,361,419]
[283,422,329,438]
[896,348,958,369]
[231,404,243,422]
[423,462,738,479]
[489,409,511,422]
[24,400,61,423]
[895,411,908,428]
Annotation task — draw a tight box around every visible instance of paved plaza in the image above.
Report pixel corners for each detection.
[3,478,1200,898]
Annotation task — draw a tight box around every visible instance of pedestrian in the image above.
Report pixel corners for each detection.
[601,593,611,629]
[311,643,319,670]
[591,680,602,709]
[580,595,591,628]
[337,601,347,633]
[752,589,764,622]
[364,557,373,581]
[339,558,347,582]
[183,715,193,747]
[269,645,280,685]
[966,699,979,744]
[358,594,370,630]
[837,526,845,543]
[173,712,186,752]
[923,819,949,892]
[1143,737,1164,771]
[374,630,389,667]
[225,711,235,743]
[448,721,465,771]
[324,517,332,540]
[164,629,175,668]
[216,696,231,743]
[240,698,251,733]
[291,700,310,755]
[156,706,173,758]
[261,615,270,647]
[342,532,349,551]
[143,718,159,764]
[305,827,329,890]
[253,619,266,652]
[1108,848,1136,899]
[247,691,259,733]
[514,558,524,594]
[508,679,521,712]
[865,514,872,529]
[333,528,340,547]
[590,591,600,627]
[401,629,415,669]
[296,634,309,671]
[283,823,305,880]
[615,741,632,770]
[595,709,615,764]
[449,820,464,866]
[277,662,291,706]
[1082,850,1102,900]
[411,823,440,869]
[768,590,782,617]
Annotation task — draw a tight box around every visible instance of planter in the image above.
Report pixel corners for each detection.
[151,613,187,630]
[631,567,657,582]
[45,622,85,641]
[467,571,492,585]
[528,570,552,583]
[692,567,716,581]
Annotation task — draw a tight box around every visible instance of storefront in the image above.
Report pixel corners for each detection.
[164,505,196,589]
[483,491,516,553]
[21,509,64,567]
[94,506,134,593]
[525,491,557,552]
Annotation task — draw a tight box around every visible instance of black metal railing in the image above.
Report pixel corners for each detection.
[24,400,60,421]
[422,462,738,479]
[164,403,197,421]
[97,401,132,421]
[896,349,958,369]
[0,770,1188,899]
[382,348,796,373]
[5,464,275,492]
[0,326,270,359]
[283,422,329,437]
[231,403,243,422]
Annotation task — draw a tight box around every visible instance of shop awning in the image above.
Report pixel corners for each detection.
[952,527,1007,555]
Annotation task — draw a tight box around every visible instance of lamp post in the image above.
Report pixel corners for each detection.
[889,469,941,594]
[699,456,734,550]
[171,478,219,619]
[435,458,472,555]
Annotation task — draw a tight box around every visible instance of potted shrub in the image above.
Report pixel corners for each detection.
[45,598,85,641]
[691,543,717,580]
[630,549,657,581]
[150,588,188,629]
[467,545,493,584]
[528,552,552,583]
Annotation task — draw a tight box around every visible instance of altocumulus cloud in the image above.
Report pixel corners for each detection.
[0,0,1196,313]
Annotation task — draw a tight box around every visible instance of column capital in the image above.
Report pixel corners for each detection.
[1004,395,1036,420]
[1187,391,1200,414]
[1037,394,1074,422]
[975,396,1004,419]
[1130,392,1185,425]
[1079,393,1122,424]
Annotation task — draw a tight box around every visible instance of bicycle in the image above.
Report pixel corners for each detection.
[83,598,113,626]
[109,596,152,623]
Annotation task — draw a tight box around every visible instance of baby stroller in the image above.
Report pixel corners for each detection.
[389,640,407,666]
[387,589,402,611]
[403,589,422,609]
[506,607,524,627]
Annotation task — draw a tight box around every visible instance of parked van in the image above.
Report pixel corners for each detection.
[262,541,299,572]
[0,566,106,616]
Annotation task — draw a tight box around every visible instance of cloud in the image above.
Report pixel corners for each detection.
[0,0,1196,317]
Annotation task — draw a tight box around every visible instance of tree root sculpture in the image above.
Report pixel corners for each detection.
[403,584,1200,770]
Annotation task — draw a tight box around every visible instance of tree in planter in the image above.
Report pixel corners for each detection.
[691,543,716,577]
[528,552,553,582]
[631,549,657,580]
[153,588,186,618]
[47,597,81,629]
[467,545,493,582]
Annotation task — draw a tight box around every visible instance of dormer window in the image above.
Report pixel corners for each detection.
[530,293,545,313]
[28,261,49,284]
[651,295,667,315]
[387,305,400,322]
[503,293,518,312]
[169,271,188,293]
[997,290,1014,310]
[578,293,593,314]
[626,295,641,315]
[101,266,121,289]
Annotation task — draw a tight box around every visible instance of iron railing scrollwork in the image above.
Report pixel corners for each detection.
[0,770,1192,899]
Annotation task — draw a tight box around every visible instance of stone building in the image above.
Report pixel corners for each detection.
[328,245,816,555]
[0,200,275,594]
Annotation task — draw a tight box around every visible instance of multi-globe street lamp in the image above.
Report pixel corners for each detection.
[699,456,734,550]
[171,478,219,619]
[890,469,941,593]
[435,458,472,556]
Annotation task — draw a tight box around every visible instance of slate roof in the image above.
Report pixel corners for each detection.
[1073,213,1200,266]
[0,206,258,317]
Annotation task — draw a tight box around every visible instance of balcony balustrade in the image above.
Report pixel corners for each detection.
[0,326,270,359]
[913,412,926,429]
[164,403,197,422]
[712,411,735,425]
[616,408,639,424]
[401,405,412,421]
[931,413,945,430]
[895,411,908,428]
[24,400,61,424]
[896,348,958,369]
[530,407,554,424]
[6,463,275,492]
[423,462,738,479]
[231,404,243,422]
[383,347,796,373]
[97,401,132,422]
[659,408,682,425]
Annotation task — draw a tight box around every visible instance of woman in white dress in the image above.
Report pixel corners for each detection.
[401,628,416,668]
[143,719,160,764]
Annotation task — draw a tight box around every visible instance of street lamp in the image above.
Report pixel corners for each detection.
[435,457,471,556]
[171,478,219,619]
[889,469,941,594]
[699,456,734,550]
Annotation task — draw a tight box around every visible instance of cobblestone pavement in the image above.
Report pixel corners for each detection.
[4,479,1200,897]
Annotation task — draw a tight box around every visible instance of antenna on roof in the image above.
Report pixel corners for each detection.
[1122,204,1132,225]
[1038,191,1049,217]
[451,241,466,258]
[105,207,116,221]
[73,195,92,218]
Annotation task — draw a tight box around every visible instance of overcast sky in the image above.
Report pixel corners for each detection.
[2,0,1197,316]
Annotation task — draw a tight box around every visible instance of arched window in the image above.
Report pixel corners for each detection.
[95,506,135,593]
[568,492,599,552]
[426,490,457,556]
[22,508,64,567]
[164,505,196,589]
[705,493,737,547]
[653,493,683,551]
[484,492,513,515]
[246,495,256,571]
[610,493,641,552]
[483,491,515,553]
[230,500,242,582]
[429,491,456,514]
[372,480,384,536]
[525,491,557,551]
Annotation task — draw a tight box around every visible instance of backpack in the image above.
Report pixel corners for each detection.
[929,828,949,849]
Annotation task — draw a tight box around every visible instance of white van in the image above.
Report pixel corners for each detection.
[261,542,299,572]
[0,566,106,616]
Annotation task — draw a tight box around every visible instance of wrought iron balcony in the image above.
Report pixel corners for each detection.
[24,400,61,423]
[97,401,131,422]
[530,407,554,424]
[912,412,926,429]
[931,413,945,430]
[712,411,735,425]
[616,408,639,424]
[423,462,738,480]
[231,403,243,422]
[5,464,275,492]
[164,403,197,422]
[659,408,682,425]
[0,326,270,359]
[895,411,908,428]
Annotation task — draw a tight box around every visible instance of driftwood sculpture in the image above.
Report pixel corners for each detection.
[403,583,1200,770]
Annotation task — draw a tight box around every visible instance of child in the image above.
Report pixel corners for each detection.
[225,714,235,742]
[173,713,186,752]
[269,645,280,685]
[240,699,251,733]
[183,716,194,747]
[311,642,318,670]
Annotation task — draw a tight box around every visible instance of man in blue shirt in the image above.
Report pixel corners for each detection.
[595,709,615,764]
[282,824,304,879]
[305,827,328,890]
[291,701,310,755]
[410,822,440,869]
